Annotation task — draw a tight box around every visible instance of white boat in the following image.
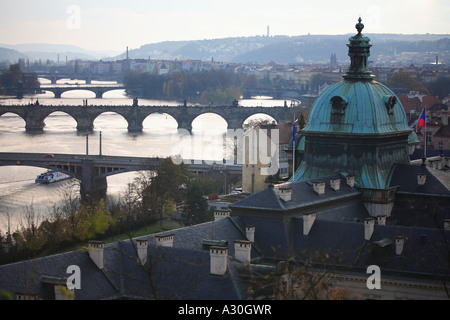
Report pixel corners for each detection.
[35,171,71,184]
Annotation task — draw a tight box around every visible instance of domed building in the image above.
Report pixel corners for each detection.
[293,18,418,191]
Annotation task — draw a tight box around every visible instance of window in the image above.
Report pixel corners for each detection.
[426,131,432,145]
[384,95,396,115]
[330,96,348,124]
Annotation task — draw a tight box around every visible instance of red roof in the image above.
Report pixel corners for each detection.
[422,96,441,108]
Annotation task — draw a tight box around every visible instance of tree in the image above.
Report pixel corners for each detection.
[14,204,46,256]
[428,77,450,99]
[297,113,306,130]
[242,74,260,89]
[182,181,212,225]
[387,70,428,94]
[245,252,360,300]
[142,158,188,217]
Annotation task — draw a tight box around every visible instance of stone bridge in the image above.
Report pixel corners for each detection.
[0,152,241,201]
[0,104,303,132]
[40,84,125,98]
[37,73,120,84]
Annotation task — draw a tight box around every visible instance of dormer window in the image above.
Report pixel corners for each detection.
[384,95,396,115]
[330,96,348,124]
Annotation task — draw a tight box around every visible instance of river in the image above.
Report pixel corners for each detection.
[0,78,297,231]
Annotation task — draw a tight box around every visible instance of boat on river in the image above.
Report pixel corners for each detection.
[35,170,71,184]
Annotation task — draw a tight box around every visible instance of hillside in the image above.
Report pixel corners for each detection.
[1,34,449,65]
[118,34,450,64]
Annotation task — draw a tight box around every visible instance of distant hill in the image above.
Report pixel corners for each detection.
[116,34,450,64]
[2,34,449,65]
[0,47,28,63]
[0,43,120,63]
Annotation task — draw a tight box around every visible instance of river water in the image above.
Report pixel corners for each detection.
[0,78,296,231]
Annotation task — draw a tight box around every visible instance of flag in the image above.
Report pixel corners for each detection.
[292,120,296,160]
[415,108,426,132]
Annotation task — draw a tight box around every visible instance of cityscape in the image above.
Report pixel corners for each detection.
[0,1,449,308]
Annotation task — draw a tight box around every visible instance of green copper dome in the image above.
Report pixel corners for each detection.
[302,80,413,135]
[303,17,411,135]
[292,18,413,190]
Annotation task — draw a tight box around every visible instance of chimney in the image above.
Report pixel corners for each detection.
[234,240,252,264]
[155,233,174,247]
[210,246,228,276]
[136,239,148,265]
[214,208,231,221]
[275,184,293,201]
[377,215,386,226]
[417,173,426,185]
[395,236,405,255]
[364,218,375,240]
[15,292,40,300]
[312,181,325,195]
[303,213,316,236]
[246,226,255,242]
[330,178,341,191]
[346,175,355,187]
[88,240,104,269]
[444,219,450,231]
[441,110,448,126]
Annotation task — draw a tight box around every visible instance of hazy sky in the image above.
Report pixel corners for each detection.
[1,0,449,53]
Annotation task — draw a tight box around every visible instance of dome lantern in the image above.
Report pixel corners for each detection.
[343,17,375,81]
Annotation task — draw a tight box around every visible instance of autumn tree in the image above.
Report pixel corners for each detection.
[141,158,189,218]
[182,180,212,225]
[387,70,429,94]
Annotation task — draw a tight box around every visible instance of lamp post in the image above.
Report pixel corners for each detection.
[220,171,227,195]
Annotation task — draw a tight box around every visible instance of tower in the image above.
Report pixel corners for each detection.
[293,18,418,192]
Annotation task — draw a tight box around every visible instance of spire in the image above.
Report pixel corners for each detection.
[343,17,374,80]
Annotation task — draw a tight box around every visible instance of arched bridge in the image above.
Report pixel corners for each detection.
[0,104,303,132]
[40,84,125,98]
[0,152,241,200]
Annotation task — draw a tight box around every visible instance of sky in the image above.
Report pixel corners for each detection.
[0,0,449,53]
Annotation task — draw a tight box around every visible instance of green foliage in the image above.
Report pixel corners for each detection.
[387,70,429,94]
[124,69,245,104]
[182,180,213,225]
[0,64,39,91]
[428,76,450,99]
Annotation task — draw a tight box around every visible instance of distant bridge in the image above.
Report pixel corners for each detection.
[0,152,241,200]
[242,88,306,100]
[40,84,125,98]
[0,104,303,132]
[37,73,121,84]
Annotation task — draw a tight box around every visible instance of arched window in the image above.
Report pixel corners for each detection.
[330,96,348,124]
[384,95,396,115]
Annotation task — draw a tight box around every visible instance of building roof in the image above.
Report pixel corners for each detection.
[230,174,361,213]
[0,218,250,300]
[387,163,450,197]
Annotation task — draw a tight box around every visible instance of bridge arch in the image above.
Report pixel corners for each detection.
[142,113,178,133]
[44,111,78,131]
[0,111,26,123]
[60,89,96,98]
[93,111,129,131]
[243,113,278,129]
[191,112,228,134]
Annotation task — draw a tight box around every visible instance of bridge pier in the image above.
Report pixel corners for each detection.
[76,116,94,132]
[80,159,107,202]
[25,113,45,132]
